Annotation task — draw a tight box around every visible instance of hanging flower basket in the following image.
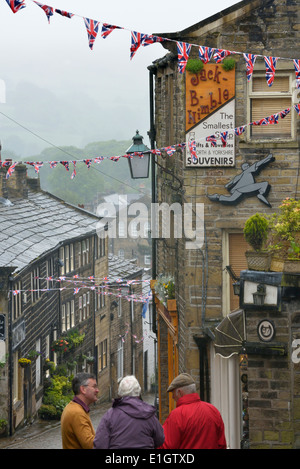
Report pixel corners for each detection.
[18,358,31,368]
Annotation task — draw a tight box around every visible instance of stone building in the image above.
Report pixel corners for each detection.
[149,0,300,448]
[0,163,108,434]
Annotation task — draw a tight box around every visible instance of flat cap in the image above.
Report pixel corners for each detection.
[167,373,195,392]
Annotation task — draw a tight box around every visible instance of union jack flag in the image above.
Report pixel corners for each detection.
[264,56,278,87]
[55,9,74,18]
[84,18,100,50]
[267,114,279,125]
[5,0,26,13]
[279,108,290,119]
[163,146,176,157]
[293,59,300,88]
[220,132,229,147]
[294,104,300,116]
[243,53,257,82]
[198,46,214,64]
[94,156,104,163]
[188,140,197,162]
[60,161,69,171]
[101,23,122,39]
[130,31,147,59]
[84,159,92,168]
[110,156,120,162]
[1,159,12,167]
[234,126,246,136]
[6,162,18,179]
[71,161,76,179]
[252,117,269,126]
[26,161,43,173]
[206,135,217,147]
[34,2,53,23]
[213,49,231,63]
[74,287,80,295]
[13,290,21,296]
[142,34,164,46]
[177,42,191,74]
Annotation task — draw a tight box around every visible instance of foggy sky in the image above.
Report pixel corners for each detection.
[0,0,240,157]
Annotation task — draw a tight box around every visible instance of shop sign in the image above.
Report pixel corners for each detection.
[185,63,235,167]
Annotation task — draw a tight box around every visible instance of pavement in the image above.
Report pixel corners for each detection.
[0,392,157,450]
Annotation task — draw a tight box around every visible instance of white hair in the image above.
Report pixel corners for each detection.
[118,375,141,397]
[177,383,197,395]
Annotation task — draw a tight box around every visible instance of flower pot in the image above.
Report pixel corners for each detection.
[283,260,300,273]
[167,299,177,312]
[270,257,284,272]
[245,251,271,271]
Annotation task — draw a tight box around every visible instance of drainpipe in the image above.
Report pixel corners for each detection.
[8,277,13,436]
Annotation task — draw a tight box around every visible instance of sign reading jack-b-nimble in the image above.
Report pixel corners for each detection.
[185,63,235,167]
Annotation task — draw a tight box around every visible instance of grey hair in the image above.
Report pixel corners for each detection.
[118,375,141,398]
[72,372,96,395]
[177,383,196,395]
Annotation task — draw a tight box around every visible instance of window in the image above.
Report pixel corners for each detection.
[117,338,124,380]
[79,239,91,266]
[65,245,70,274]
[99,339,107,371]
[62,300,75,330]
[31,267,40,303]
[70,300,75,328]
[12,280,22,320]
[119,221,125,237]
[144,255,151,265]
[70,243,74,272]
[61,304,66,332]
[36,339,42,389]
[46,258,54,289]
[79,296,83,322]
[248,72,294,140]
[130,221,139,238]
[59,247,65,275]
[118,249,125,259]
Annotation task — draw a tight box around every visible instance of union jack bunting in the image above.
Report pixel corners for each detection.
[25,161,43,173]
[243,53,257,82]
[83,159,92,168]
[71,161,76,179]
[188,140,197,162]
[151,149,161,156]
[206,135,217,147]
[74,287,80,295]
[33,2,53,23]
[84,18,100,50]
[252,117,269,126]
[1,160,12,167]
[294,104,300,116]
[5,0,26,13]
[130,31,147,59]
[49,161,58,168]
[213,49,231,63]
[163,146,176,157]
[55,9,74,18]
[279,108,291,119]
[177,42,191,74]
[13,290,21,295]
[94,156,104,163]
[293,59,300,88]
[198,46,214,64]
[60,161,69,171]
[6,162,18,179]
[110,156,120,162]
[267,114,279,125]
[264,56,278,87]
[220,131,229,147]
[101,23,122,39]
[142,34,164,46]
[234,125,246,136]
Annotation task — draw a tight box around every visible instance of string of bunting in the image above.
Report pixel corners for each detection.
[1,105,298,178]
[4,0,300,80]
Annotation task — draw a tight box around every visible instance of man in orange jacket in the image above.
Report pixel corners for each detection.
[161,373,227,449]
[61,372,99,449]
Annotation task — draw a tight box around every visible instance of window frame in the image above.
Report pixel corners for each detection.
[247,66,296,142]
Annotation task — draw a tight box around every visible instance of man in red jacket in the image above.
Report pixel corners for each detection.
[161,373,227,449]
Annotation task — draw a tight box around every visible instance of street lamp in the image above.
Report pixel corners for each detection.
[126,130,150,179]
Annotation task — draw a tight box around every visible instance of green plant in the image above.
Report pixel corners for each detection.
[18,357,31,367]
[0,419,7,429]
[155,275,175,304]
[221,57,236,71]
[186,58,204,74]
[244,213,269,252]
[268,197,300,257]
[38,404,59,420]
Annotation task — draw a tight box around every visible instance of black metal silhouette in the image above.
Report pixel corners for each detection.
[208,154,275,207]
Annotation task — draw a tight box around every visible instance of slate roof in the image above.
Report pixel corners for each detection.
[0,189,100,274]
[108,254,143,282]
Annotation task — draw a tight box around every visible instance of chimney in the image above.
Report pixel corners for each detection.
[0,163,28,199]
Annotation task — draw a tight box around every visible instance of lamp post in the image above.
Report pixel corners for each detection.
[126,130,150,179]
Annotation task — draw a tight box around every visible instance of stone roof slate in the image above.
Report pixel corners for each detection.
[0,189,100,274]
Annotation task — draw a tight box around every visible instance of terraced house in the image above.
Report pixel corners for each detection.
[0,163,108,435]
[150,0,300,448]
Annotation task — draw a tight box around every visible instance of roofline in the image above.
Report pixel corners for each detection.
[154,0,260,39]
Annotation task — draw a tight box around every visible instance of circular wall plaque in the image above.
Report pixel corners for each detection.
[257,319,275,342]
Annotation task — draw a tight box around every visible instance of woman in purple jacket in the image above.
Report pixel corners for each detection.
[93,375,164,449]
